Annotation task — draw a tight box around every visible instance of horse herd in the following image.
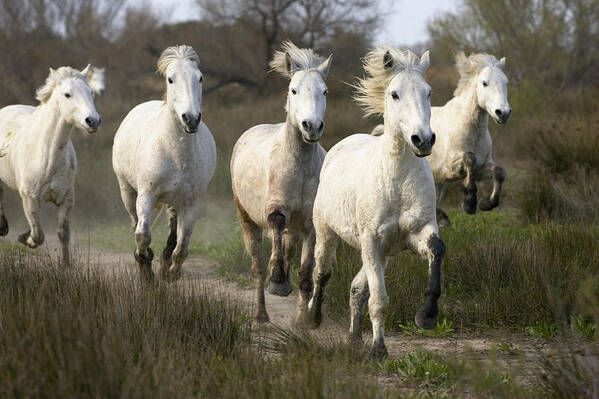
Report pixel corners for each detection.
[0,41,510,357]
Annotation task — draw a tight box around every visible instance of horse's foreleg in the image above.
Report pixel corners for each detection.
[57,192,73,266]
[294,227,316,326]
[118,182,138,230]
[134,192,156,282]
[360,234,389,358]
[479,162,506,211]
[435,183,451,227]
[305,224,339,329]
[267,209,292,296]
[235,196,268,322]
[159,206,177,278]
[410,224,445,331]
[163,208,197,282]
[0,183,8,236]
[461,152,477,214]
[348,268,369,345]
[19,196,44,248]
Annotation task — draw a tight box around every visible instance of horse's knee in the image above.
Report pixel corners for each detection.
[172,247,188,266]
[427,235,446,260]
[493,165,506,183]
[267,210,286,232]
[135,229,151,248]
[368,293,389,319]
[57,225,70,244]
[462,152,476,169]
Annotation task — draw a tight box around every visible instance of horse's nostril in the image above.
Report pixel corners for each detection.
[411,135,422,147]
[318,121,324,133]
[181,113,189,123]
[430,133,436,145]
[495,109,502,117]
[85,117,94,127]
[302,120,311,131]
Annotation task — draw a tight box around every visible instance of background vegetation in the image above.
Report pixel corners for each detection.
[1,0,598,397]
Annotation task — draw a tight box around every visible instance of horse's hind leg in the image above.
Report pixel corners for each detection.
[57,191,73,266]
[461,152,477,214]
[348,268,369,344]
[479,162,506,211]
[0,183,8,236]
[118,180,138,230]
[267,207,292,296]
[162,206,197,282]
[294,226,316,326]
[19,196,44,248]
[305,224,339,329]
[134,191,156,282]
[235,196,268,322]
[159,206,177,279]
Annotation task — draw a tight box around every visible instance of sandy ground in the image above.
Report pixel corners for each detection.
[1,228,554,387]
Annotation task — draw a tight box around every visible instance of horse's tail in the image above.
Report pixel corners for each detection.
[371,124,384,136]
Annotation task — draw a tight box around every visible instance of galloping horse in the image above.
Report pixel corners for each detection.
[230,41,332,322]
[0,65,104,265]
[304,47,445,357]
[113,45,216,281]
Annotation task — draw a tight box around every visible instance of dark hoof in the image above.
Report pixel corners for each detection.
[415,309,437,330]
[368,340,388,359]
[268,280,292,296]
[134,247,154,264]
[436,209,451,227]
[462,200,477,215]
[255,310,270,323]
[0,215,8,236]
[479,197,498,211]
[17,230,30,245]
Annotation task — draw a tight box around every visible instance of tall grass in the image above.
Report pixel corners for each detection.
[0,247,403,398]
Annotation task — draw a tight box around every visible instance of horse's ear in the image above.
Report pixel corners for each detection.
[285,52,300,76]
[317,53,333,78]
[48,67,58,79]
[383,50,394,70]
[419,50,431,72]
[499,57,506,69]
[83,65,105,95]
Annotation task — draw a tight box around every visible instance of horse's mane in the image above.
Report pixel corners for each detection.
[454,52,503,96]
[353,47,427,116]
[35,67,84,103]
[270,41,326,78]
[157,45,200,75]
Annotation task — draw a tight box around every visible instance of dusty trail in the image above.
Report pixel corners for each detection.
[1,230,548,384]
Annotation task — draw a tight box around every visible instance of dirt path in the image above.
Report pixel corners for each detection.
[1,230,548,385]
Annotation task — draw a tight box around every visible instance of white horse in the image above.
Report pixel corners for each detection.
[0,65,104,264]
[373,52,511,226]
[112,45,216,281]
[303,47,445,357]
[230,41,331,322]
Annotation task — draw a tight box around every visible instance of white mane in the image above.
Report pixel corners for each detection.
[354,47,427,116]
[35,67,83,103]
[156,45,200,75]
[270,41,327,78]
[454,52,504,96]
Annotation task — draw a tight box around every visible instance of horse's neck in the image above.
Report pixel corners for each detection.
[160,106,196,154]
[280,117,315,159]
[451,87,488,135]
[35,101,73,162]
[377,123,417,172]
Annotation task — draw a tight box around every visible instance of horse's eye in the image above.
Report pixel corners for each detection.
[64,93,71,98]
[482,81,488,87]
[391,92,399,100]
[291,89,297,95]
[168,78,174,84]
[323,89,328,96]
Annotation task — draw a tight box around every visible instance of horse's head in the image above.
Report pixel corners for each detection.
[158,45,203,134]
[355,47,435,157]
[456,52,511,125]
[271,41,332,143]
[37,65,104,133]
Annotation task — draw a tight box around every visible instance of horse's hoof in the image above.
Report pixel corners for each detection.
[304,305,323,330]
[134,247,154,264]
[268,280,292,296]
[17,231,30,246]
[479,197,497,211]
[160,268,182,283]
[437,216,451,228]
[368,340,388,359]
[255,310,270,323]
[462,200,477,215]
[415,309,437,330]
[0,215,8,236]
